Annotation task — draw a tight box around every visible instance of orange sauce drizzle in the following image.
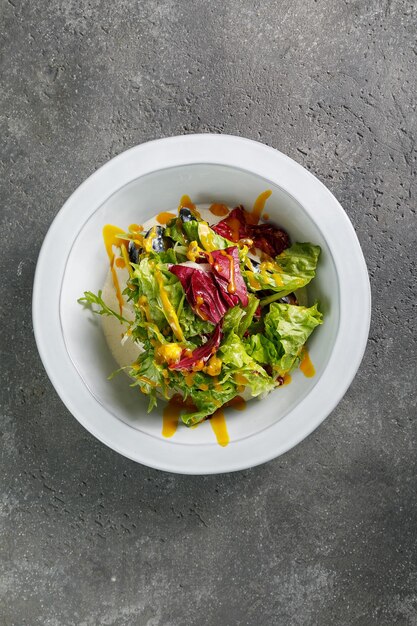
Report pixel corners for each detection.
[102,225,129,316]
[156,211,176,225]
[195,295,208,320]
[226,395,246,411]
[209,203,229,217]
[228,214,243,242]
[234,373,248,386]
[300,348,316,377]
[263,212,270,220]
[115,257,125,269]
[210,409,230,447]
[282,373,292,386]
[247,190,272,225]
[179,194,201,219]
[220,249,236,294]
[129,223,143,232]
[184,372,195,387]
[162,394,183,438]
[162,394,198,438]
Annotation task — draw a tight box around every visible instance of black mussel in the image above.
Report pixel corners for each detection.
[128,240,139,264]
[179,207,196,222]
[145,225,166,252]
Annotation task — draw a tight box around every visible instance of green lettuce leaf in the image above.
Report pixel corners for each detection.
[182,220,232,251]
[244,242,321,303]
[219,332,276,397]
[245,302,323,374]
[177,378,237,426]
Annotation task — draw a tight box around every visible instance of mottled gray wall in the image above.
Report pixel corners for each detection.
[1,0,416,625]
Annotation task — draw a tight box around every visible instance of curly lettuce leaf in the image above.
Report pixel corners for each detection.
[129,341,166,411]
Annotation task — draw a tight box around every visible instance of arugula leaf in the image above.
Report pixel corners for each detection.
[78,290,129,324]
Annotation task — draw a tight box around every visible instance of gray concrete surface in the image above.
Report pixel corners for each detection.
[1,0,416,624]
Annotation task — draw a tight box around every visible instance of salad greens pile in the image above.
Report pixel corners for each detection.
[79,202,323,425]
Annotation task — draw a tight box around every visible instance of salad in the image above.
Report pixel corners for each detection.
[79,193,323,427]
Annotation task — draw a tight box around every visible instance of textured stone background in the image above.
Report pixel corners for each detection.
[1,0,416,624]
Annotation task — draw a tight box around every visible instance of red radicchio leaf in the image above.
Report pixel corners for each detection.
[212,206,290,257]
[169,324,222,371]
[169,265,227,325]
[212,206,248,242]
[249,224,290,257]
[210,247,248,308]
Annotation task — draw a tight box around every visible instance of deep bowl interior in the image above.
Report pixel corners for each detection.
[60,163,339,446]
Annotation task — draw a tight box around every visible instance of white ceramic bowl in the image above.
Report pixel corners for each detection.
[33,134,371,474]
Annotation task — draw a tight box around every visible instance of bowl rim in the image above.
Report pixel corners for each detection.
[33,134,371,474]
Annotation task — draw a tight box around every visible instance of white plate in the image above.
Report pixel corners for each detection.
[33,134,371,474]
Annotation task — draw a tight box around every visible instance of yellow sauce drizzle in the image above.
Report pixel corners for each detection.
[155,343,183,365]
[102,224,129,316]
[198,223,218,252]
[154,268,185,342]
[209,203,229,217]
[300,348,316,377]
[210,409,230,447]
[246,272,261,290]
[247,190,272,225]
[204,355,222,377]
[272,273,284,287]
[156,211,176,225]
[138,295,152,323]
[120,243,132,275]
